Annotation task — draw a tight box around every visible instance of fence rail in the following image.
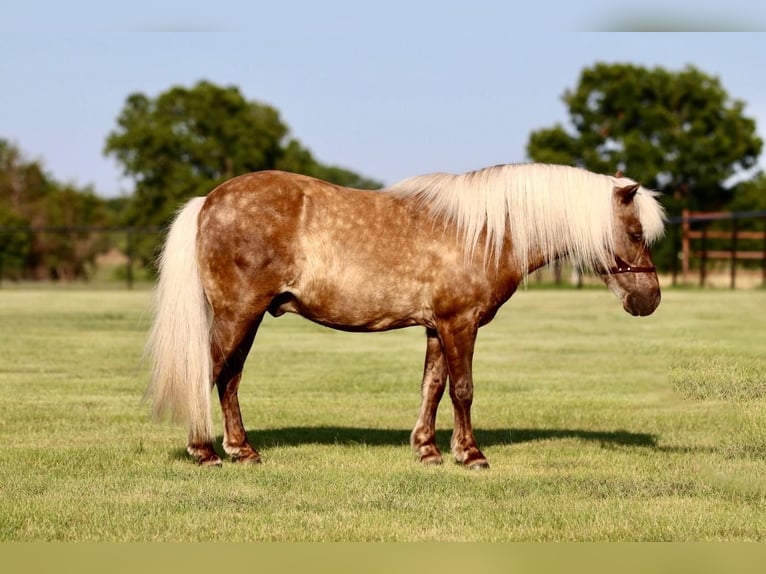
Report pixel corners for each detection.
[668,210,766,289]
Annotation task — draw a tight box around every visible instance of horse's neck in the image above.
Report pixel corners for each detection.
[523,249,570,279]
[504,229,569,276]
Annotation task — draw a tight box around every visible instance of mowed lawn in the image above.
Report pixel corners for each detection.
[0,286,764,541]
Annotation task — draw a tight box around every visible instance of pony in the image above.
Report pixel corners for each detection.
[146,163,665,469]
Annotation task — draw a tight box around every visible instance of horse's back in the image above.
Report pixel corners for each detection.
[194,171,434,329]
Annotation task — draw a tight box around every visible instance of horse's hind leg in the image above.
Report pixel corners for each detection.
[211,311,264,464]
[410,329,448,464]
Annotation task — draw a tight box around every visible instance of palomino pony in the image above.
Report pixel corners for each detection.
[146,163,665,469]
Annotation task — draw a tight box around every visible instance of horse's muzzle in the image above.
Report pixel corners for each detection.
[623,289,661,316]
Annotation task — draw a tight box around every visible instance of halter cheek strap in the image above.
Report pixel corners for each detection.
[600,254,657,275]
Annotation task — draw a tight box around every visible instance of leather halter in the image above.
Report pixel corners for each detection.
[600,254,657,275]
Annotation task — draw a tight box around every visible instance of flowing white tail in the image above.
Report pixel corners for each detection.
[145,197,213,446]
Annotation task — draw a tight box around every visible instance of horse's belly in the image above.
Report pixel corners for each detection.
[270,281,429,332]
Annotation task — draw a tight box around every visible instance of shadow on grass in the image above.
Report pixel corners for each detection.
[170,427,666,461]
[170,427,717,461]
[241,426,659,449]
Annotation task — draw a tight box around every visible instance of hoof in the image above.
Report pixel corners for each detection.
[188,443,222,467]
[456,449,489,470]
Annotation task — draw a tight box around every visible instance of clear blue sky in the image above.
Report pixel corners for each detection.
[2,2,765,197]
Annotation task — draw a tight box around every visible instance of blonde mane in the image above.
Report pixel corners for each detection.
[387,163,665,271]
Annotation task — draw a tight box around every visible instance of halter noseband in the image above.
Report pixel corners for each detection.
[600,254,656,275]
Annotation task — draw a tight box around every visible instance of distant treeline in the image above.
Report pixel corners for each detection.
[3,67,766,281]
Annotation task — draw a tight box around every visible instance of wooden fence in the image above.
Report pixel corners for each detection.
[671,210,766,288]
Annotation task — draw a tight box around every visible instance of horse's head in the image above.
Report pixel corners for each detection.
[599,179,665,317]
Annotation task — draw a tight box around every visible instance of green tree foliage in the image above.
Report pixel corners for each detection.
[527,63,763,215]
[727,175,766,251]
[105,80,381,237]
[0,205,29,278]
[38,184,114,280]
[0,139,113,280]
[729,174,766,214]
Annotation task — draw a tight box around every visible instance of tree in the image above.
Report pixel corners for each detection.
[39,184,113,280]
[105,80,381,238]
[0,204,29,279]
[729,174,766,214]
[0,139,48,220]
[0,139,114,280]
[527,63,763,215]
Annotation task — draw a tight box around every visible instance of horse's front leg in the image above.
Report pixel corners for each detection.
[439,318,489,469]
[410,328,448,464]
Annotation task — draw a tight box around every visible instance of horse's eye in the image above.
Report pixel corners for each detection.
[630,232,643,243]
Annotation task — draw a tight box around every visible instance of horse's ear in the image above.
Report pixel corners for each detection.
[616,183,640,205]
[614,170,624,178]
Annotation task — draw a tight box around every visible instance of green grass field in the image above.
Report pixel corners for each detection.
[0,286,765,541]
